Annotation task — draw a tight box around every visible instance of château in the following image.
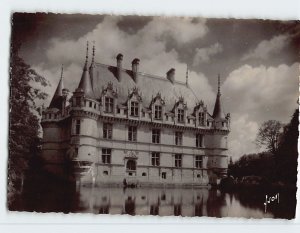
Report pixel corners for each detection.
[41,43,230,186]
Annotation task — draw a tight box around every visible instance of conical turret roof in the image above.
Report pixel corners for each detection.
[212,74,225,119]
[49,65,64,109]
[78,42,95,99]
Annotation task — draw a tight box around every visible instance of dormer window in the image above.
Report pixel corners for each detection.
[199,112,205,126]
[154,105,162,120]
[101,82,118,114]
[194,101,207,127]
[177,109,185,123]
[173,97,187,124]
[130,101,139,117]
[150,92,165,121]
[127,87,142,118]
[105,97,114,113]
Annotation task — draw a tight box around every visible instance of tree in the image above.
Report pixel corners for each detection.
[255,120,282,154]
[8,40,48,207]
[275,109,299,185]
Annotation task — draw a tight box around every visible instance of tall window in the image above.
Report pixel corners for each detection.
[126,160,136,171]
[151,152,160,166]
[75,119,81,135]
[199,112,205,126]
[177,109,184,123]
[128,126,137,142]
[76,97,81,107]
[130,101,139,117]
[103,123,113,139]
[195,155,203,168]
[196,134,203,148]
[154,105,162,120]
[152,129,161,143]
[102,148,111,164]
[175,131,183,146]
[175,154,182,168]
[104,97,114,113]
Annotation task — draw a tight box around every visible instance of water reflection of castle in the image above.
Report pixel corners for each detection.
[41,43,230,186]
[80,187,226,217]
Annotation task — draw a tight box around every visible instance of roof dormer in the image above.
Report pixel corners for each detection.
[150,92,166,121]
[172,96,187,124]
[101,82,118,114]
[127,86,143,118]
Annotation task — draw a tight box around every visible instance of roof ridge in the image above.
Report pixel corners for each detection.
[95,62,189,86]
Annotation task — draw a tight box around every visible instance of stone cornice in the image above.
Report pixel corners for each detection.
[42,107,230,134]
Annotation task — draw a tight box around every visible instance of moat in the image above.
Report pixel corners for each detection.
[10,176,296,219]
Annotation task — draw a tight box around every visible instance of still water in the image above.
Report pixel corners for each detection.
[12,178,296,219]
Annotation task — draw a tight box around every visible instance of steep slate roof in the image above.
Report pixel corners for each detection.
[77,42,96,99]
[49,67,64,109]
[212,75,225,119]
[212,93,225,119]
[91,63,202,115]
[78,62,96,99]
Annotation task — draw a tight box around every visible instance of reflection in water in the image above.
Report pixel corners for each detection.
[125,196,135,215]
[77,186,275,218]
[11,178,296,219]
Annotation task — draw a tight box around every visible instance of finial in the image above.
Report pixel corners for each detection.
[186,64,189,86]
[85,41,89,64]
[217,73,221,95]
[60,64,64,80]
[92,41,95,63]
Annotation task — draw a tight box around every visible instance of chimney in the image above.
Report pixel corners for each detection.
[167,68,175,84]
[116,53,123,81]
[132,58,140,83]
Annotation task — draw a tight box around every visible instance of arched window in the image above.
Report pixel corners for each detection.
[126,160,136,171]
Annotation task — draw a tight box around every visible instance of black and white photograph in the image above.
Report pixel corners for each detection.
[7,12,299,220]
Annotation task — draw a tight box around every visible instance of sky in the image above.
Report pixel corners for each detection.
[12,13,299,160]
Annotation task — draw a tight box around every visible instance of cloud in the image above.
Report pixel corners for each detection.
[32,63,83,107]
[193,43,223,66]
[29,16,299,160]
[228,114,261,161]
[37,16,215,108]
[241,34,289,61]
[222,62,299,158]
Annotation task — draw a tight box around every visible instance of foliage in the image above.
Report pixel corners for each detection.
[229,152,275,181]
[275,109,299,185]
[255,120,282,154]
[229,109,298,187]
[8,42,48,207]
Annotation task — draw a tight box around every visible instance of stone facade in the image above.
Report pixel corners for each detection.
[41,45,230,186]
